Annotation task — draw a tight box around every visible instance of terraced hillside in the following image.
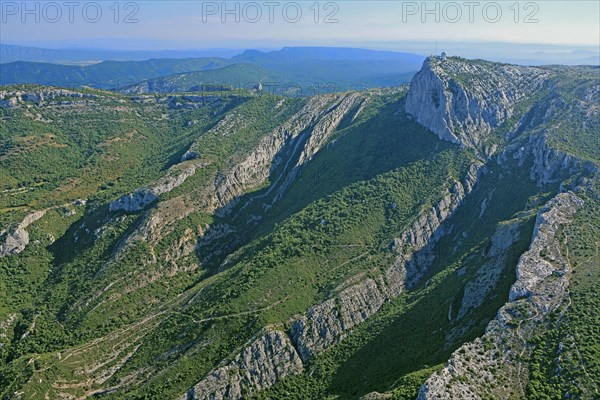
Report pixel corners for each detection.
[0,57,598,399]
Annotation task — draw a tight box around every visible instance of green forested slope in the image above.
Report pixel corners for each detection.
[0,59,598,400]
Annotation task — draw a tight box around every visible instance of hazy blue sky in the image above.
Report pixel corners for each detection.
[1,1,599,50]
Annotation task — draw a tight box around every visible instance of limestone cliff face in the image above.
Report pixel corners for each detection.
[290,162,482,362]
[0,215,39,257]
[119,92,367,246]
[508,193,582,303]
[183,163,483,398]
[417,192,584,400]
[405,57,548,156]
[109,164,198,212]
[290,278,388,362]
[270,94,367,204]
[182,331,303,400]
[0,200,85,258]
[211,93,365,213]
[401,56,597,400]
[0,88,97,108]
[501,131,598,188]
[109,189,159,213]
[456,220,521,320]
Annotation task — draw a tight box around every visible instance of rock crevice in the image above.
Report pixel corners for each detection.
[182,330,303,400]
[405,57,548,156]
[183,163,483,399]
[417,192,584,399]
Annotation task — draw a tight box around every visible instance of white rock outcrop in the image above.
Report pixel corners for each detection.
[0,89,97,108]
[109,165,197,212]
[290,162,482,363]
[1,200,85,258]
[405,57,548,156]
[184,163,483,398]
[417,192,584,399]
[182,330,303,400]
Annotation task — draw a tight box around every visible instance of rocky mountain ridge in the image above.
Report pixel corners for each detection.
[405,57,548,157]
[406,57,598,400]
[183,164,482,399]
[181,58,599,399]
[0,88,98,108]
[112,91,369,253]
[417,192,584,399]
[0,57,597,400]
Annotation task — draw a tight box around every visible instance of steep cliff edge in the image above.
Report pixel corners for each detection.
[180,58,599,399]
[406,57,599,400]
[211,93,366,213]
[182,162,482,398]
[182,330,303,400]
[4,59,597,400]
[406,57,598,185]
[116,92,367,248]
[417,192,584,399]
[405,57,548,156]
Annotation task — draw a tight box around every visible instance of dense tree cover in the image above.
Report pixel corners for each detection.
[0,77,597,399]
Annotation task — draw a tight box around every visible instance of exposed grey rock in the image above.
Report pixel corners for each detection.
[417,192,584,400]
[270,94,368,204]
[63,207,76,217]
[181,150,200,161]
[290,298,346,362]
[109,189,159,212]
[456,220,521,320]
[22,93,40,102]
[183,330,303,400]
[525,133,595,186]
[0,89,97,108]
[183,159,483,398]
[406,57,548,157]
[0,199,87,257]
[121,92,371,249]
[290,161,482,363]
[109,165,197,212]
[493,77,598,188]
[0,224,31,257]
[153,165,197,195]
[509,193,583,303]
[394,161,483,288]
[0,210,46,257]
[290,278,388,362]
[211,93,365,213]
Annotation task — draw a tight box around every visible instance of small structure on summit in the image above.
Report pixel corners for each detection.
[432,51,447,61]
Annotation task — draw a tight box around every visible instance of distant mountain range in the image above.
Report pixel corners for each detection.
[119,63,285,94]
[0,44,242,64]
[0,46,425,93]
[1,56,598,400]
[3,43,597,95]
[0,58,231,89]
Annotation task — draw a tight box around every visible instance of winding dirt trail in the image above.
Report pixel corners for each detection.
[182,296,291,324]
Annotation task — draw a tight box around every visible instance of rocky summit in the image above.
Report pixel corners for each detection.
[0,57,598,400]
